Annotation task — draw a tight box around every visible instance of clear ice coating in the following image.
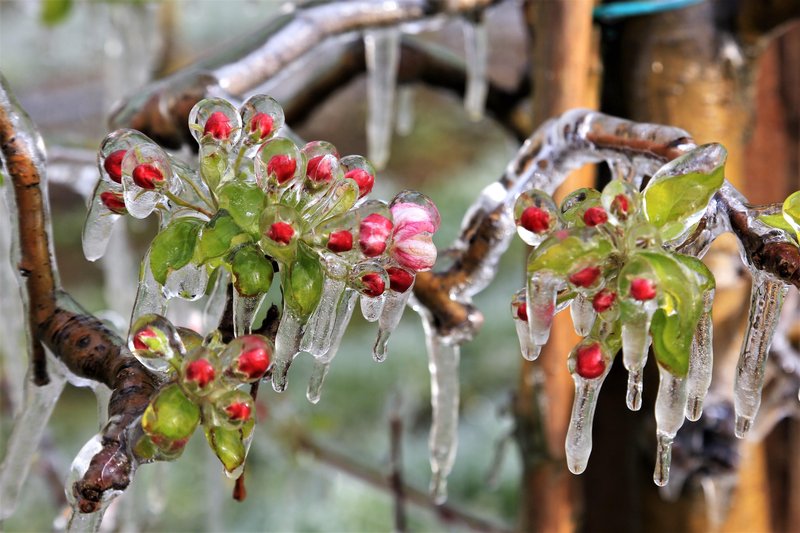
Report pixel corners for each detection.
[424,319,461,504]
[233,290,265,337]
[301,276,347,358]
[271,306,305,392]
[565,370,610,475]
[372,287,413,362]
[462,17,489,121]
[570,294,596,337]
[363,27,400,169]
[685,290,714,421]
[621,302,656,411]
[395,86,415,136]
[653,365,688,486]
[526,273,558,346]
[307,289,357,403]
[733,271,788,438]
[360,292,385,323]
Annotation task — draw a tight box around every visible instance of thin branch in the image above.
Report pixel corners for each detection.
[388,395,407,532]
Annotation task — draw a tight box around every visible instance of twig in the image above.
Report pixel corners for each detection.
[388,395,407,532]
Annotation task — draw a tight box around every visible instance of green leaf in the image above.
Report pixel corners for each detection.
[759,213,796,236]
[782,190,800,240]
[218,182,266,236]
[41,0,73,25]
[196,210,246,264]
[231,246,274,297]
[671,253,715,293]
[643,143,726,240]
[283,244,323,318]
[204,420,254,475]
[141,384,200,455]
[149,218,203,285]
[528,229,613,276]
[199,144,229,191]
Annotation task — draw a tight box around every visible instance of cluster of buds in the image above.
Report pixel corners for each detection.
[129,314,271,475]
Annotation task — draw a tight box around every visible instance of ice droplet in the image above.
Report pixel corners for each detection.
[733,272,787,438]
[233,290,265,337]
[526,273,559,346]
[129,248,168,329]
[307,289,358,403]
[653,365,688,486]
[82,181,123,262]
[373,287,413,362]
[271,307,305,392]
[301,276,347,358]
[364,27,400,169]
[685,290,714,421]
[424,319,460,504]
[462,17,488,121]
[622,302,656,411]
[570,293,596,337]
[306,361,331,405]
[565,372,610,474]
[360,292,385,323]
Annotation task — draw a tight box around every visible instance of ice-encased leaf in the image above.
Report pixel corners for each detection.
[527,228,613,277]
[781,190,800,240]
[149,218,203,285]
[218,181,266,236]
[204,419,254,478]
[195,210,247,265]
[231,245,273,297]
[643,143,726,240]
[283,243,324,319]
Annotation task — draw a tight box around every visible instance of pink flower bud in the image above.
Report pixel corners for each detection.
[266,154,296,184]
[327,230,353,253]
[204,111,233,140]
[520,206,550,234]
[100,191,127,214]
[267,221,294,245]
[569,266,601,288]
[630,278,657,301]
[387,267,414,293]
[612,194,629,216]
[225,402,252,422]
[389,202,440,271]
[235,337,271,381]
[359,214,393,257]
[185,358,215,388]
[132,163,165,190]
[361,272,386,297]
[576,343,605,379]
[133,327,158,351]
[583,206,608,227]
[344,168,374,198]
[592,289,616,313]
[306,155,333,183]
[103,150,126,183]
[249,112,273,141]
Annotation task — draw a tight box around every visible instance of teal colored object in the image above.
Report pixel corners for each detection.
[593,0,704,21]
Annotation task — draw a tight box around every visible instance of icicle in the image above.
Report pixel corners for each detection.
[271,308,305,392]
[203,269,230,333]
[395,86,415,136]
[526,273,558,346]
[510,288,541,360]
[685,290,714,421]
[565,374,607,475]
[0,365,66,519]
[424,319,461,504]
[360,293,385,322]
[570,294,596,336]
[162,262,208,302]
[700,474,737,530]
[66,505,108,533]
[307,361,331,405]
[622,302,656,411]
[733,272,787,438]
[373,288,413,362]
[300,276,346,358]
[364,27,400,169]
[462,17,488,121]
[653,366,688,486]
[130,248,167,330]
[307,289,358,403]
[100,220,138,322]
[233,291,265,337]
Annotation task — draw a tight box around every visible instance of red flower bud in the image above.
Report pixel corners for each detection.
[100,191,127,214]
[237,345,271,380]
[630,278,657,301]
[204,111,233,140]
[591,289,616,313]
[185,358,215,388]
[387,267,414,293]
[249,112,273,140]
[612,194,629,216]
[327,230,353,253]
[267,221,294,245]
[103,150,126,183]
[225,402,252,422]
[520,206,550,234]
[583,206,608,227]
[361,272,386,297]
[132,163,165,190]
[306,155,333,183]
[133,327,158,351]
[266,154,296,184]
[575,343,605,379]
[344,168,375,198]
[516,302,528,322]
[569,266,601,288]
[359,214,393,257]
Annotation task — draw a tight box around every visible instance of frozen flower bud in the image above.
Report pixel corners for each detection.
[612,194,629,217]
[583,206,608,227]
[204,111,233,140]
[267,221,294,245]
[226,402,251,422]
[592,289,616,313]
[249,112,273,141]
[234,336,271,381]
[569,266,601,288]
[306,155,334,183]
[361,272,386,297]
[389,201,440,271]
[100,191,127,214]
[327,230,353,253]
[359,214,393,257]
[266,154,296,184]
[516,301,528,322]
[630,277,657,301]
[387,266,414,293]
[213,390,255,429]
[103,150,126,183]
[344,168,375,198]
[520,206,550,234]
[575,342,605,379]
[185,358,215,389]
[132,163,165,190]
